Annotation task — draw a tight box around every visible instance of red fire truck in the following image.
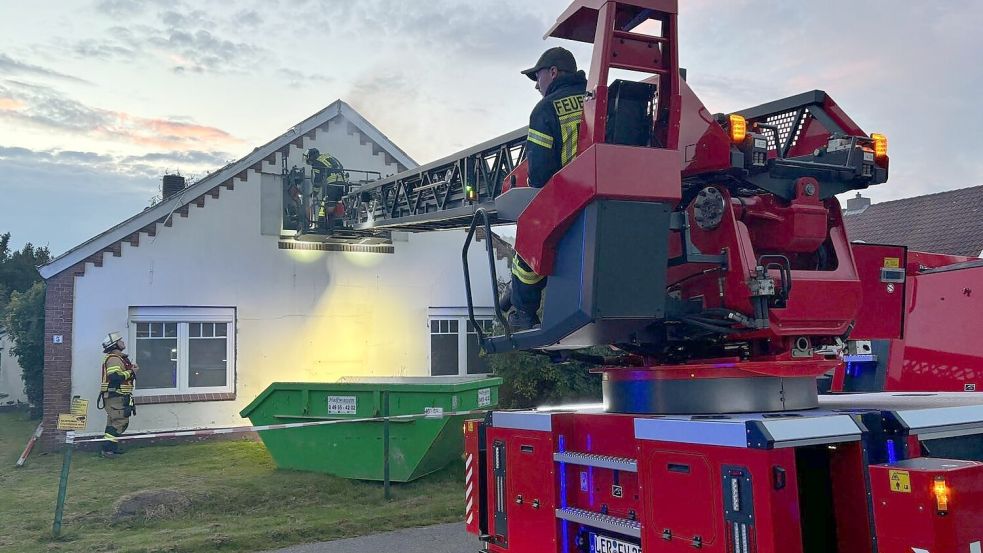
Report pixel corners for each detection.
[330,1,983,550]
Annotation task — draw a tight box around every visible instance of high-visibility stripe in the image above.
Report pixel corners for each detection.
[104,434,118,442]
[528,135,551,149]
[106,368,133,380]
[512,256,544,285]
[558,111,582,124]
[527,128,554,149]
[560,120,580,166]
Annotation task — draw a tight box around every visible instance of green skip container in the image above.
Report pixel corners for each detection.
[240,376,501,482]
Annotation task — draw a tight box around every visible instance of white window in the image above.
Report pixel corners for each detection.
[128,307,235,396]
[428,308,495,376]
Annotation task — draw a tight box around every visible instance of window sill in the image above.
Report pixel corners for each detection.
[134,392,236,405]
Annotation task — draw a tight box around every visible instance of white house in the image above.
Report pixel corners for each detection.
[0,329,28,407]
[38,101,507,447]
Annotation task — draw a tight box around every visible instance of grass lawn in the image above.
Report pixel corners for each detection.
[0,410,465,553]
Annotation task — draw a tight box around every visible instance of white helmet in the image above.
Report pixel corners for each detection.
[101,331,123,353]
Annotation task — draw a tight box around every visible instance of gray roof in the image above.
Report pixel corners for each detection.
[844,185,983,257]
[39,100,416,279]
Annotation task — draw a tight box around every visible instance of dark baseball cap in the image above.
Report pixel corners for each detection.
[521,47,578,81]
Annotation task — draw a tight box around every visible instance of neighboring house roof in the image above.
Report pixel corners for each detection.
[844,185,983,257]
[39,100,417,280]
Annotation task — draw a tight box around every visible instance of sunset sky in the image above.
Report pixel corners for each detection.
[2,0,981,254]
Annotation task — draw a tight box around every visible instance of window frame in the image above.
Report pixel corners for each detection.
[128,307,236,397]
[427,307,494,377]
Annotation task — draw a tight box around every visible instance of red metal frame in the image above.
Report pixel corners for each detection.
[870,460,983,553]
[514,0,682,276]
[834,248,983,393]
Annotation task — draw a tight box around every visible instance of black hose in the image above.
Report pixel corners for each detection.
[679,317,749,335]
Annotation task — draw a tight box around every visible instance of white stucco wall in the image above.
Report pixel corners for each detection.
[0,332,29,406]
[69,118,505,434]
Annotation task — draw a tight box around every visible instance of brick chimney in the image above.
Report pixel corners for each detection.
[846,192,871,213]
[162,174,186,199]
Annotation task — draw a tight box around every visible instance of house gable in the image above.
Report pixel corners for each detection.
[36,100,418,449]
[38,100,416,281]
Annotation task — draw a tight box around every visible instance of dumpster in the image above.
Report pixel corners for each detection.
[240,376,501,482]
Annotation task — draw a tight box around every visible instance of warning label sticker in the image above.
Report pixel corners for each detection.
[883,257,901,269]
[478,388,492,408]
[70,397,89,416]
[889,469,912,493]
[57,413,87,430]
[424,407,444,419]
[327,396,357,415]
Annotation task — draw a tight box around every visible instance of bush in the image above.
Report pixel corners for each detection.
[488,349,602,409]
[4,282,45,416]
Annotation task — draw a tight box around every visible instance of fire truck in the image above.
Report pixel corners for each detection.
[834,247,983,395]
[317,0,983,550]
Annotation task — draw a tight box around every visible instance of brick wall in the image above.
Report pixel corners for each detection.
[40,263,84,450]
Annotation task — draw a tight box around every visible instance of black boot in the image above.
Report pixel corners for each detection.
[507,309,540,332]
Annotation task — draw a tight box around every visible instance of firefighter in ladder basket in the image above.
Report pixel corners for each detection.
[507,46,587,331]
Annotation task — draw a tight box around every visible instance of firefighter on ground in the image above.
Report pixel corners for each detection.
[303,148,348,230]
[98,332,138,458]
[507,46,587,331]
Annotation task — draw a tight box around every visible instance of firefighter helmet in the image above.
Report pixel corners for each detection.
[101,331,123,353]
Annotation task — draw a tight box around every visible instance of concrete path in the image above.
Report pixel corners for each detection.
[264,522,481,553]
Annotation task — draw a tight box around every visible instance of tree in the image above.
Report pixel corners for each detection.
[0,232,50,416]
[0,233,50,302]
[5,282,45,416]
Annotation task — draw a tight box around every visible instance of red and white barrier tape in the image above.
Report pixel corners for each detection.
[68,408,489,445]
[16,423,45,467]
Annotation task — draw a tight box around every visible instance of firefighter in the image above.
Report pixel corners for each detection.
[303,148,348,230]
[98,332,137,458]
[507,46,588,331]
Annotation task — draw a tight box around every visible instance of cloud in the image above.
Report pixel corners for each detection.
[0,97,26,110]
[0,145,233,197]
[66,6,267,74]
[93,0,151,18]
[72,38,138,62]
[0,154,159,255]
[232,9,262,29]
[0,144,237,255]
[121,150,232,167]
[277,68,334,88]
[0,54,90,85]
[298,0,552,65]
[0,80,243,151]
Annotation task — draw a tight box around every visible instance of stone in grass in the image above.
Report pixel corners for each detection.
[112,489,192,522]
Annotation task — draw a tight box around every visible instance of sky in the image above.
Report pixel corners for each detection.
[1,0,981,256]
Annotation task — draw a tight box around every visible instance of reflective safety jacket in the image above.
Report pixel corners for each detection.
[101,353,135,396]
[310,154,346,186]
[526,70,588,188]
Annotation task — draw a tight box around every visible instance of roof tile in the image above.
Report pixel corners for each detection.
[844,185,983,257]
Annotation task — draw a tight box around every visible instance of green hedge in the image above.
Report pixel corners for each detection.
[488,350,602,409]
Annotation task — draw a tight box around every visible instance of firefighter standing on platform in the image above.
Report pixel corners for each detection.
[98,332,137,458]
[303,148,348,230]
[507,47,588,331]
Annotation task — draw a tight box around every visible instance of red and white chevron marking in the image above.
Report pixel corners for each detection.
[465,452,476,527]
